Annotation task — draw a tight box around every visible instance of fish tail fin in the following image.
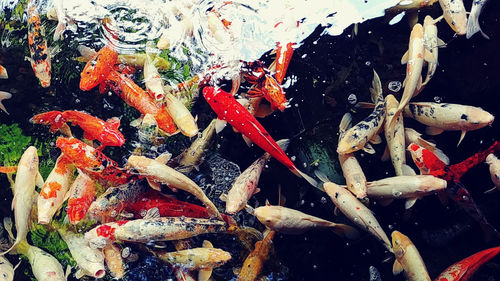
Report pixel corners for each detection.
[291,167,320,190]
[0,91,12,114]
[370,69,383,103]
[53,21,66,41]
[331,223,360,240]
[314,170,331,183]
[30,111,66,133]
[155,109,178,135]
[466,12,490,40]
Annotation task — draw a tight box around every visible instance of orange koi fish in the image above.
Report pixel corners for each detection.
[106,70,177,135]
[27,0,51,88]
[67,172,97,224]
[32,110,125,148]
[435,246,500,281]
[0,65,7,79]
[80,45,118,91]
[270,42,294,84]
[244,61,288,111]
[237,230,275,281]
[203,86,317,187]
[56,137,136,186]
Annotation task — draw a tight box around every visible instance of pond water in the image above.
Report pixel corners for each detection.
[0,0,499,280]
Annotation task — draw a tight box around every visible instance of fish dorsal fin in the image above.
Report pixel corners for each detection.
[242,135,253,147]
[401,51,409,64]
[36,172,44,189]
[404,198,418,209]
[276,139,290,151]
[369,134,382,145]
[437,37,446,48]
[392,260,404,275]
[370,70,383,103]
[219,193,228,202]
[105,117,121,129]
[278,185,286,206]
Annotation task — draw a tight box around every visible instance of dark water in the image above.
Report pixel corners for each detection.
[1,0,500,280]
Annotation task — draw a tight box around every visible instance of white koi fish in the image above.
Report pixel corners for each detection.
[16,240,67,281]
[177,119,216,172]
[439,0,467,35]
[155,246,231,270]
[59,231,105,279]
[392,231,431,281]
[0,256,15,281]
[254,205,359,238]
[467,0,490,39]
[422,16,445,86]
[485,154,500,193]
[144,43,166,101]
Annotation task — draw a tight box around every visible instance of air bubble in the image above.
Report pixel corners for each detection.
[348,94,357,104]
[388,81,402,92]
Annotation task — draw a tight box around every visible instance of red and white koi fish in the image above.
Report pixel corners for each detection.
[203,86,317,188]
[56,137,136,186]
[106,70,177,135]
[2,146,40,255]
[422,15,445,85]
[27,0,51,88]
[67,172,97,225]
[37,155,75,224]
[254,205,359,238]
[338,113,367,198]
[84,217,227,247]
[439,0,467,35]
[323,181,392,251]
[32,110,125,148]
[466,0,490,39]
[338,70,385,155]
[366,175,447,209]
[405,128,449,165]
[392,231,431,281]
[0,65,7,79]
[485,154,500,193]
[407,143,447,175]
[389,24,435,131]
[434,246,500,281]
[80,45,118,91]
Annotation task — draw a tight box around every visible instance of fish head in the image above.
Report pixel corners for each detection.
[407,143,431,174]
[33,61,51,88]
[391,231,411,258]
[410,23,424,39]
[423,15,435,27]
[18,146,39,172]
[419,176,447,192]
[0,257,14,281]
[466,108,494,129]
[254,206,281,229]
[445,12,467,35]
[263,76,288,112]
[84,226,112,249]
[337,132,362,154]
[486,154,497,165]
[385,94,399,111]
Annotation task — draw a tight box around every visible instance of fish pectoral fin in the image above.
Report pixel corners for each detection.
[24,56,34,64]
[380,146,390,162]
[143,207,161,219]
[339,113,353,134]
[416,75,423,91]
[77,45,97,61]
[36,172,45,189]
[155,153,172,164]
[437,37,447,48]
[362,143,376,154]
[484,186,498,194]
[369,134,382,145]
[242,135,253,147]
[404,198,418,209]
[378,199,393,207]
[401,164,416,176]
[425,126,444,136]
[219,193,227,202]
[402,76,407,88]
[392,260,404,275]
[424,49,436,64]
[457,130,467,147]
[276,139,290,151]
[0,91,12,115]
[130,117,143,128]
[146,178,162,191]
[355,102,375,109]
[254,188,261,195]
[245,204,255,215]
[198,268,213,281]
[401,51,409,64]
[214,119,227,134]
[334,206,340,216]
[330,223,360,240]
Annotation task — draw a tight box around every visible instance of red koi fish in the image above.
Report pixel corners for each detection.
[271,42,294,84]
[244,61,288,111]
[56,137,136,186]
[125,190,235,225]
[67,172,97,224]
[435,246,500,281]
[105,70,177,135]
[27,0,51,88]
[80,45,118,91]
[32,110,125,148]
[203,86,317,187]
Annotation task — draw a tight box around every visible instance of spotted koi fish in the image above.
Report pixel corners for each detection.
[434,246,500,281]
[37,154,75,224]
[67,172,97,224]
[56,137,136,186]
[439,0,467,35]
[84,217,227,247]
[337,70,385,155]
[32,110,125,148]
[27,0,51,88]
[244,61,288,111]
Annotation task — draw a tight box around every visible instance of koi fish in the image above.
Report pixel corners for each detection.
[366,175,447,209]
[18,241,67,281]
[224,140,288,214]
[323,181,392,251]
[405,128,449,165]
[422,16,445,86]
[407,143,447,175]
[102,243,125,279]
[80,45,118,91]
[0,255,14,281]
[56,137,136,186]
[163,92,198,137]
[338,113,368,198]
[203,86,318,188]
[244,61,288,111]
[77,46,170,70]
[338,70,385,155]
[466,0,490,39]
[2,146,40,255]
[254,205,359,238]
[84,217,227,247]
[176,119,216,173]
[32,110,125,148]
[106,70,177,135]
[439,0,467,35]
[59,230,105,279]
[434,246,500,281]
[0,65,7,79]
[237,230,275,281]
[67,172,97,224]
[403,102,494,146]
[155,246,231,270]
[391,231,431,281]
[269,42,294,84]
[37,155,75,224]
[485,154,500,192]
[386,0,438,14]
[126,155,221,220]
[27,0,51,88]
[52,0,73,41]
[0,91,12,115]
[144,45,166,101]
[390,24,435,131]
